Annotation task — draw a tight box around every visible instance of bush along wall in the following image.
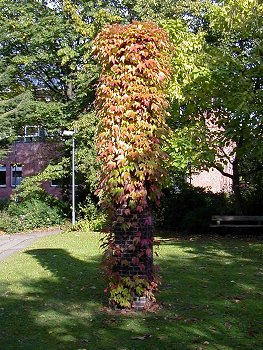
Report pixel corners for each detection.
[0,197,66,234]
[153,184,232,234]
[93,22,172,310]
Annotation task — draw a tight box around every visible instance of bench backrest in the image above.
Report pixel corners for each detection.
[212,216,263,221]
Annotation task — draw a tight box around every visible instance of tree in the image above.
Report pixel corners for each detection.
[162,0,263,214]
[1,0,262,217]
[207,0,263,213]
[0,0,156,197]
[0,0,76,127]
[94,22,171,309]
[0,0,105,197]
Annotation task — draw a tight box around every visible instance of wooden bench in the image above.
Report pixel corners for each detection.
[210,216,263,228]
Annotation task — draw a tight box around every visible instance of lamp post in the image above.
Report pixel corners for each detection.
[62,130,76,225]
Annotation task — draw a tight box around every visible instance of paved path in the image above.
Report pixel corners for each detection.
[0,229,62,262]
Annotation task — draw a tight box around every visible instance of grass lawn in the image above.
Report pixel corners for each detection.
[0,230,262,350]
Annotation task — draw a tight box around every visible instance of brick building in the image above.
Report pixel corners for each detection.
[188,113,234,194]
[0,128,62,200]
[188,166,233,193]
[0,123,233,201]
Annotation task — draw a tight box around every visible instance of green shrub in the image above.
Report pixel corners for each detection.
[154,184,231,233]
[0,210,12,232]
[240,184,263,215]
[0,198,66,234]
[0,199,8,210]
[74,197,108,232]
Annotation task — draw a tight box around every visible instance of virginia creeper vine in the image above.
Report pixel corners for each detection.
[93,21,172,309]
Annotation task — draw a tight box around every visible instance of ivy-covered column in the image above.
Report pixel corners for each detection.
[93,22,172,309]
[114,206,154,279]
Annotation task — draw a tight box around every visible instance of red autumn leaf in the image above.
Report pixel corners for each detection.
[140,238,151,246]
[136,206,143,213]
[128,244,135,251]
[124,208,131,215]
[108,161,116,170]
[133,236,141,245]
[151,103,159,111]
[132,256,140,265]
[145,59,156,67]
[139,263,145,271]
[137,61,145,72]
[146,248,152,257]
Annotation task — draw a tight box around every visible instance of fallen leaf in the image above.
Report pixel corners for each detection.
[192,337,202,344]
[247,326,260,337]
[157,335,166,340]
[79,338,89,343]
[104,318,117,325]
[131,334,152,340]
[228,295,244,303]
[175,315,183,320]
[184,318,199,324]
[254,272,263,276]
[209,326,217,333]
[224,322,232,330]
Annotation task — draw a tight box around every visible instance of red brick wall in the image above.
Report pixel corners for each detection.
[0,142,63,200]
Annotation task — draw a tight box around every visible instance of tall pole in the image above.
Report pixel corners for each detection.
[72,133,76,225]
[62,129,76,225]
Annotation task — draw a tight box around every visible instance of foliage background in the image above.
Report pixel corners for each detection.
[0,0,262,226]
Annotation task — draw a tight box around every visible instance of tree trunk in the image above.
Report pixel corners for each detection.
[232,156,243,215]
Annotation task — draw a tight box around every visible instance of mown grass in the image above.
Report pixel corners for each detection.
[0,230,262,350]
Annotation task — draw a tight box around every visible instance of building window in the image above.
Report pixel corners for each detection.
[11,164,23,187]
[0,165,6,187]
[51,179,60,187]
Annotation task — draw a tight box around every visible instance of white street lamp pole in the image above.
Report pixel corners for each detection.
[71,132,76,225]
[62,130,76,225]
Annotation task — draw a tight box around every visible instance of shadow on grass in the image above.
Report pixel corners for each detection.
[0,238,262,350]
[0,248,107,349]
[157,237,263,349]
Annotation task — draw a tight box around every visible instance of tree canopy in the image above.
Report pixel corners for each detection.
[162,0,263,212]
[0,0,262,214]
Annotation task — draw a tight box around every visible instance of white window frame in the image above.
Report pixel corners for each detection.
[0,165,6,187]
[11,164,23,187]
[23,125,43,142]
[24,125,40,138]
[50,179,60,187]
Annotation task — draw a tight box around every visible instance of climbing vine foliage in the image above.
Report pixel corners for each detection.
[94,21,172,221]
[93,22,171,309]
